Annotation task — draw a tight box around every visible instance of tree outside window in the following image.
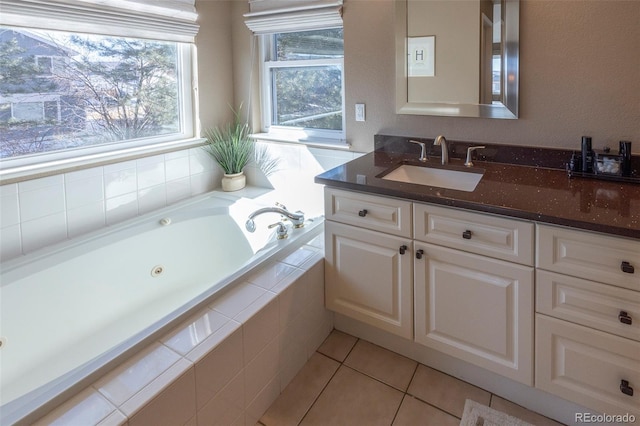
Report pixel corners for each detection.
[0,28,182,160]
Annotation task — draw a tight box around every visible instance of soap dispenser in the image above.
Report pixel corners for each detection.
[581,136,593,174]
[620,141,632,176]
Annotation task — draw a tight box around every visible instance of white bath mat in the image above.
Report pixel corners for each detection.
[459,399,534,426]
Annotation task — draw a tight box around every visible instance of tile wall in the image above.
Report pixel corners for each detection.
[0,142,362,261]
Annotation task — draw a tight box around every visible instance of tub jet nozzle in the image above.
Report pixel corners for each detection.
[245,219,256,233]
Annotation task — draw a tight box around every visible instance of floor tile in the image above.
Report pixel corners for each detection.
[407,364,491,418]
[316,329,357,362]
[344,340,417,391]
[491,396,565,426]
[392,395,460,426]
[300,366,404,426]
[260,353,339,426]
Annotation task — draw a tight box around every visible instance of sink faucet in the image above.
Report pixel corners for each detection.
[434,135,448,165]
[245,206,305,232]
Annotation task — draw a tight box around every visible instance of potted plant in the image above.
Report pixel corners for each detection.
[203,106,254,191]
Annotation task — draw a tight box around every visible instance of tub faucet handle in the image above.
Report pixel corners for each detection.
[268,222,288,239]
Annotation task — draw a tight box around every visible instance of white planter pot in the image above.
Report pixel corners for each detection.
[221,172,246,191]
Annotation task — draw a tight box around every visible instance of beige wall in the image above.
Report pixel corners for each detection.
[204,0,640,154]
[195,0,235,131]
[344,0,640,153]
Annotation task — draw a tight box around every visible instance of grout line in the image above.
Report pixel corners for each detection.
[295,351,344,426]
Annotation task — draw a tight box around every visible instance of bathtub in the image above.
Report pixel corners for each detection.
[0,191,323,425]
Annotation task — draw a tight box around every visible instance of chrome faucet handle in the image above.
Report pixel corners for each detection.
[409,140,428,162]
[275,202,288,210]
[291,211,305,228]
[464,146,486,167]
[245,218,256,232]
[268,222,288,239]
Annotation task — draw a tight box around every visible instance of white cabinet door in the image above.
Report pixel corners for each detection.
[325,221,413,339]
[536,315,640,417]
[414,243,534,385]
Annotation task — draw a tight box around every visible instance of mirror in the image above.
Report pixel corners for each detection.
[395,0,519,119]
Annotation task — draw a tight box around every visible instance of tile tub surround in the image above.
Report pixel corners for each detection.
[0,141,363,261]
[31,238,332,426]
[316,137,640,239]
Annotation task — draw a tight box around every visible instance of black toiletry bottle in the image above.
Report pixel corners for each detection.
[581,136,593,173]
[569,151,582,172]
[619,140,632,176]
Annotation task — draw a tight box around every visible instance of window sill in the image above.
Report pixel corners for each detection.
[251,133,351,151]
[0,137,206,185]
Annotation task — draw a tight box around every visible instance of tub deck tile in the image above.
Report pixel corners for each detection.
[120,358,193,418]
[210,283,267,319]
[33,387,120,426]
[94,343,181,407]
[162,308,232,356]
[183,319,242,365]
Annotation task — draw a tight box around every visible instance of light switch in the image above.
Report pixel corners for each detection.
[355,103,365,122]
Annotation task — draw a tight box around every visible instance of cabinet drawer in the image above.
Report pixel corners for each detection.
[537,224,640,291]
[537,270,640,342]
[413,203,533,265]
[536,315,640,416]
[324,188,412,237]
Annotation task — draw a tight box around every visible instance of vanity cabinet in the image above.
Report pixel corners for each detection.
[324,188,535,383]
[324,189,414,338]
[413,204,534,385]
[535,224,640,416]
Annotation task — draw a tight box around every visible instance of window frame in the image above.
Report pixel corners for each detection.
[0,38,199,181]
[258,29,346,145]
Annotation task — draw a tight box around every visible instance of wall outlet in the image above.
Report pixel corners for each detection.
[355,103,365,122]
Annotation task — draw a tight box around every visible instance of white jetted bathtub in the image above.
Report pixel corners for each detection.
[0,191,323,424]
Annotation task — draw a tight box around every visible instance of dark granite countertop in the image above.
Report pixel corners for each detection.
[315,138,640,240]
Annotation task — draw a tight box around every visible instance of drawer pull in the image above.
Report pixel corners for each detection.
[462,230,473,240]
[399,245,408,255]
[621,261,635,274]
[620,380,634,397]
[619,311,633,325]
[358,209,368,217]
[416,249,424,260]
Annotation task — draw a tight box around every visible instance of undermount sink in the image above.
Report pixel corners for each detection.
[380,164,484,192]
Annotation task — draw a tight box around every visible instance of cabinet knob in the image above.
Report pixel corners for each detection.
[621,261,635,274]
[620,380,634,396]
[462,230,473,240]
[399,245,408,255]
[619,311,633,325]
[416,249,424,260]
[358,209,368,217]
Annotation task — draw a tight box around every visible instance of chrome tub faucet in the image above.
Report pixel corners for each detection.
[245,206,305,233]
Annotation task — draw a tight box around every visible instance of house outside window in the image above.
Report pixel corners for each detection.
[0,27,190,163]
[260,28,345,143]
[0,0,198,178]
[35,56,53,75]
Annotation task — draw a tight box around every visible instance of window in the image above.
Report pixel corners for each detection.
[260,28,345,143]
[0,27,192,165]
[0,0,198,177]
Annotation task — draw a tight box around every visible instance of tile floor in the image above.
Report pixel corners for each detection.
[259,330,565,426]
